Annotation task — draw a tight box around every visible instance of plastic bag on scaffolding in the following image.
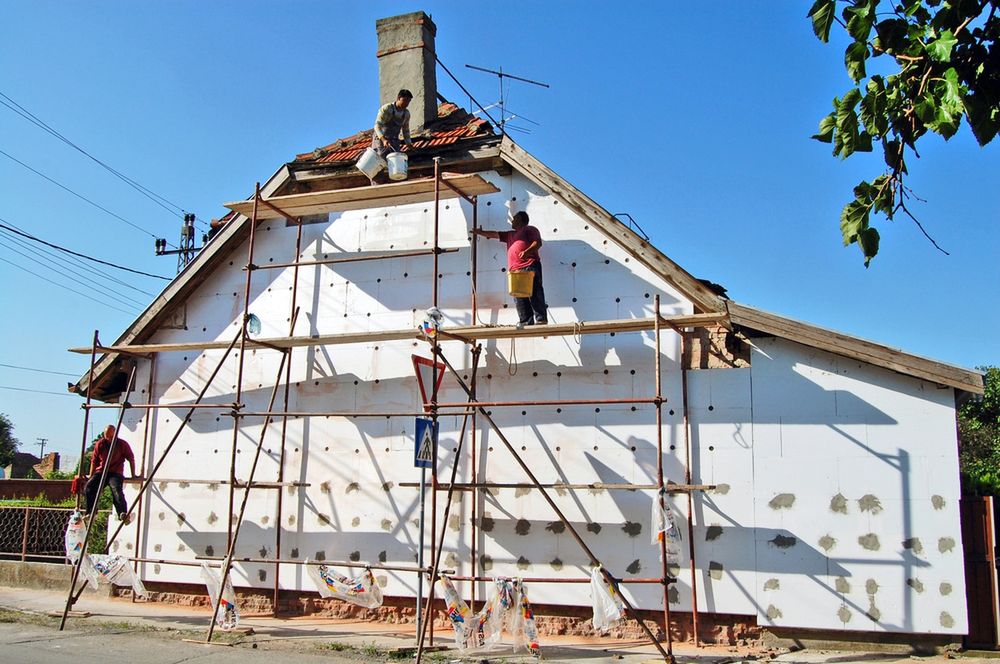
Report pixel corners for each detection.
[507,580,540,657]
[651,490,684,565]
[305,562,383,609]
[468,580,505,649]
[436,575,474,648]
[200,563,240,630]
[90,553,148,598]
[64,511,100,590]
[64,511,87,563]
[590,567,624,633]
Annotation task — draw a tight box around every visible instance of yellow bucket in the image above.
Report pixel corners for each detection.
[508,270,534,298]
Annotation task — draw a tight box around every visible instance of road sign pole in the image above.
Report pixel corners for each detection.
[416,466,426,636]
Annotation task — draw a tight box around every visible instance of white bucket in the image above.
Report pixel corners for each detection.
[356,148,386,179]
[387,151,408,181]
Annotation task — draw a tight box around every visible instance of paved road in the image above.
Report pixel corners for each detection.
[0,622,358,664]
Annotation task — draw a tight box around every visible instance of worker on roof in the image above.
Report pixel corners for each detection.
[474,211,548,326]
[83,425,138,522]
[373,88,414,158]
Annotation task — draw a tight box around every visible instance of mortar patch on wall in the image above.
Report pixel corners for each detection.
[622,522,641,537]
[858,533,880,551]
[938,537,955,553]
[857,494,883,514]
[829,493,848,514]
[768,494,795,510]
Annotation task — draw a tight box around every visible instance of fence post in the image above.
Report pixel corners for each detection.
[21,507,31,562]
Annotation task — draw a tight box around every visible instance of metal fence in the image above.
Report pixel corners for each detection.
[0,507,109,562]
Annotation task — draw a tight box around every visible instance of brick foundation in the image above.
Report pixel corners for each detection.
[114,580,761,645]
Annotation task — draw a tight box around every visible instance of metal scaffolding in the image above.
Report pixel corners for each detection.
[61,160,720,660]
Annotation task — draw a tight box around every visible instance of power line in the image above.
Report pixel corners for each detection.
[0,237,149,308]
[0,90,209,231]
[0,229,158,301]
[0,147,176,246]
[0,230,154,303]
[0,362,79,377]
[0,218,169,280]
[0,255,139,315]
[0,384,74,397]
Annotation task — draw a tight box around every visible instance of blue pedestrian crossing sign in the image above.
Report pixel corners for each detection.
[414,418,438,469]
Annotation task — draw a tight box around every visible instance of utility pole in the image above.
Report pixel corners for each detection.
[36,437,48,457]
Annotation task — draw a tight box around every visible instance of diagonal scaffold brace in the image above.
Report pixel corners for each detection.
[415,344,674,664]
[204,309,299,643]
[59,364,137,630]
[62,327,245,617]
[413,343,482,663]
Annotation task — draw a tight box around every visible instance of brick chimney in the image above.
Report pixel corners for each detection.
[376,11,438,133]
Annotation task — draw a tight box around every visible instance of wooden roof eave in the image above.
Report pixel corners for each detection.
[71,164,293,402]
[497,136,726,314]
[727,301,984,395]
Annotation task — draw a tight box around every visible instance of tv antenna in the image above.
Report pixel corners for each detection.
[464,64,549,135]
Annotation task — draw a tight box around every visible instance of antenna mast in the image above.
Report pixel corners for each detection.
[464,64,549,134]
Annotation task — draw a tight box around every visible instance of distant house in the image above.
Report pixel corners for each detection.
[72,11,983,643]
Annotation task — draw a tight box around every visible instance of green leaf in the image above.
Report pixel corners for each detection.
[873,18,910,54]
[808,0,837,42]
[869,175,894,215]
[858,227,881,266]
[882,139,907,174]
[964,93,1000,146]
[856,131,874,152]
[926,29,958,61]
[840,197,869,245]
[845,41,869,83]
[844,0,877,41]
[835,89,863,158]
[812,112,836,143]
[860,76,888,136]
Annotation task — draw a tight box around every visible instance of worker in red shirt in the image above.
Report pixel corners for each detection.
[474,211,548,326]
[84,425,137,521]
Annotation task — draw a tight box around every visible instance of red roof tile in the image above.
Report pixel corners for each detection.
[294,102,493,165]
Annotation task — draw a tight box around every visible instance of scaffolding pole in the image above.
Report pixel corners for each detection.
[415,346,672,663]
[59,365,137,630]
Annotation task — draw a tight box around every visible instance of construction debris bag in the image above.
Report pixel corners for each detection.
[437,575,474,647]
[507,580,540,657]
[590,567,624,633]
[66,511,148,597]
[200,563,240,630]
[651,491,683,565]
[64,511,87,563]
[305,562,383,609]
[438,576,540,655]
[89,554,148,598]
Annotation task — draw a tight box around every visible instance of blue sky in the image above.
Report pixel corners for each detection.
[1,1,997,464]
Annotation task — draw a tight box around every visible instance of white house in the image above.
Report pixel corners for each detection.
[73,11,984,644]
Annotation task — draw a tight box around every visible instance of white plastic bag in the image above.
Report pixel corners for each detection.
[200,563,240,630]
[507,580,540,657]
[437,575,474,648]
[306,562,383,608]
[590,567,624,633]
[64,511,87,563]
[90,554,148,598]
[438,576,541,654]
[651,490,683,565]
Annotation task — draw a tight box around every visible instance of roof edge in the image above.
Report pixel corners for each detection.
[72,164,293,401]
[727,301,984,394]
[497,137,726,314]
